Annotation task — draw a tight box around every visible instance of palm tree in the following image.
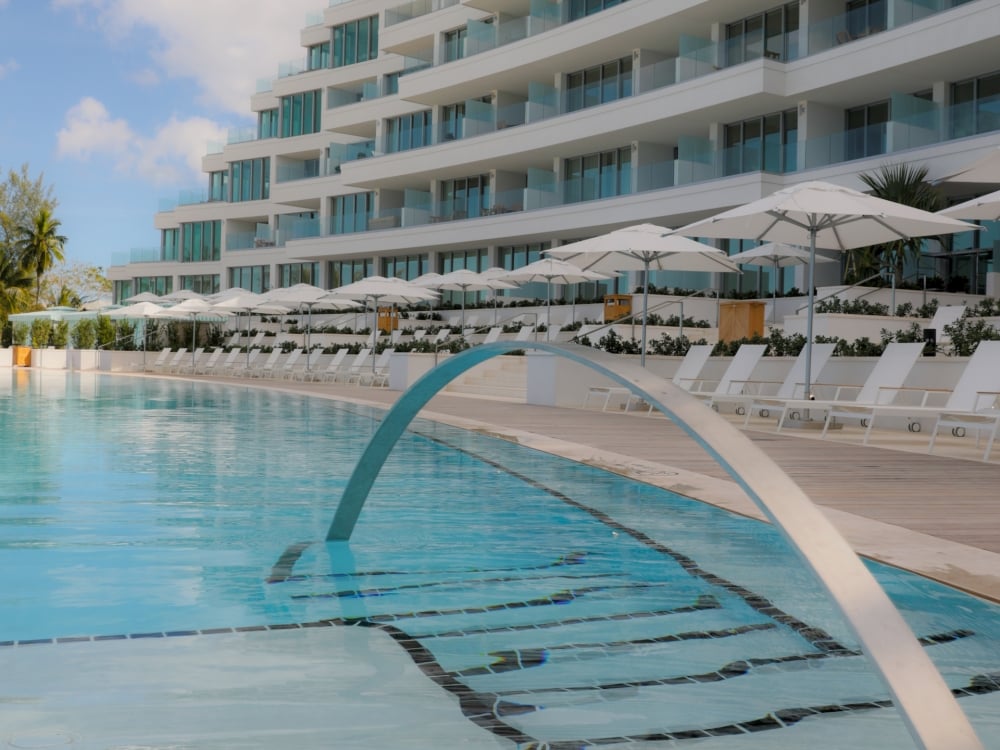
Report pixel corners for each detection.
[0,250,34,329]
[18,207,67,306]
[856,163,942,282]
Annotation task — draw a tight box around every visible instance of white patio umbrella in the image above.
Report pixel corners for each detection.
[417,269,517,331]
[935,146,1000,184]
[938,187,1000,222]
[212,291,289,368]
[674,180,979,398]
[159,289,205,303]
[107,301,167,368]
[265,284,359,369]
[497,259,612,341]
[155,297,228,369]
[726,243,837,323]
[122,291,163,304]
[325,276,439,358]
[546,224,741,365]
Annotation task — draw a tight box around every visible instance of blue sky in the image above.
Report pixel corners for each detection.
[0,0,321,269]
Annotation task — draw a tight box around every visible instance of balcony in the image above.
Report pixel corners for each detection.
[384,0,460,27]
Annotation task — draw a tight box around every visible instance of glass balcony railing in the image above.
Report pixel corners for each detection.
[384,0,459,27]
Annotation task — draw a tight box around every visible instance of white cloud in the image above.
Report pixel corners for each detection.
[0,59,18,79]
[53,0,323,114]
[129,67,160,87]
[57,96,226,185]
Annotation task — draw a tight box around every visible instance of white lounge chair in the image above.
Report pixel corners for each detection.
[248,349,282,378]
[514,325,535,342]
[210,348,244,376]
[773,342,926,435]
[694,344,768,408]
[333,348,371,383]
[356,348,395,387]
[156,348,187,374]
[146,348,172,372]
[310,348,350,382]
[735,342,838,425]
[274,348,304,379]
[583,344,714,413]
[192,348,224,375]
[481,327,503,345]
[862,340,1000,459]
[290,349,324,380]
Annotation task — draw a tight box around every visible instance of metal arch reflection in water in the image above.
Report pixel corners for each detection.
[326,341,982,750]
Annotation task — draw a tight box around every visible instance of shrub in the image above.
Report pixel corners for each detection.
[30,318,52,348]
[51,320,70,349]
[12,322,29,346]
[72,319,97,350]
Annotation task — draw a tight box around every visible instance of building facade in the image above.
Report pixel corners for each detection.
[109,0,1000,303]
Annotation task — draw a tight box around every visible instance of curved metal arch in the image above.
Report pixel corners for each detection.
[326,342,980,750]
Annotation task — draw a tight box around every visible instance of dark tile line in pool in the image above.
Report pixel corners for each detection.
[410,593,722,639]
[455,622,778,678]
[289,569,622,600]
[488,629,975,697]
[267,545,589,585]
[421,432,851,656]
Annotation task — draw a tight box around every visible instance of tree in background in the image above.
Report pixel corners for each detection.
[853,163,942,283]
[18,207,67,305]
[40,261,111,309]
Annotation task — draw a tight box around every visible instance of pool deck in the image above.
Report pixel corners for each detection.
[171,371,1000,604]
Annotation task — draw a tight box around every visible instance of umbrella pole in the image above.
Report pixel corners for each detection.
[640,260,650,367]
[772,259,779,325]
[306,304,313,370]
[246,312,252,369]
[804,228,817,401]
[191,317,197,369]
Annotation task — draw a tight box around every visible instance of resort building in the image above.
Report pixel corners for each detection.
[108,0,1000,304]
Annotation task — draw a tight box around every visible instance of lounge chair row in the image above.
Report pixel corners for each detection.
[145,347,395,386]
[583,339,1000,461]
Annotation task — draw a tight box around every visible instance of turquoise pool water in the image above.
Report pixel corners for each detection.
[0,370,998,749]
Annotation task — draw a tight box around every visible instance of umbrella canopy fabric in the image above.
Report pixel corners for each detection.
[938,188,1000,222]
[546,224,740,364]
[674,180,979,397]
[121,291,163,303]
[935,147,1000,184]
[497,259,612,341]
[326,276,440,306]
[159,289,205,303]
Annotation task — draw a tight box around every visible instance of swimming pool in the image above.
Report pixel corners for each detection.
[1,370,998,749]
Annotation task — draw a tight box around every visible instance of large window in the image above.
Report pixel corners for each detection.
[563,147,632,203]
[132,276,172,297]
[381,254,427,281]
[568,0,628,21]
[161,228,179,262]
[725,3,798,64]
[439,175,490,220]
[951,71,1000,139]
[330,192,374,235]
[328,259,373,288]
[208,171,227,202]
[308,42,330,70]
[441,102,465,140]
[439,249,487,274]
[181,221,222,263]
[228,266,270,294]
[845,101,889,160]
[444,27,467,62]
[258,108,278,139]
[566,57,632,112]
[846,0,887,39]
[498,242,546,270]
[333,16,379,68]
[280,90,322,138]
[279,263,320,288]
[724,109,797,175]
[180,275,220,296]
[229,158,270,202]
[384,110,432,153]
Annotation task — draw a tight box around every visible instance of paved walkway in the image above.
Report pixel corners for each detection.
[167,372,1000,602]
